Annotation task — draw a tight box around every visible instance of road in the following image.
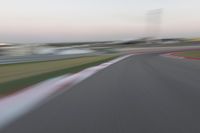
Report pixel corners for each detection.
[1,53,200,133]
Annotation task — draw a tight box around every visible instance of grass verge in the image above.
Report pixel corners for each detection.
[0,55,117,96]
[176,50,200,58]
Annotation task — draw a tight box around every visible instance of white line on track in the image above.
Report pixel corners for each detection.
[0,54,133,129]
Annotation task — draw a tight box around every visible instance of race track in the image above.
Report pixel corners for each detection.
[1,53,200,133]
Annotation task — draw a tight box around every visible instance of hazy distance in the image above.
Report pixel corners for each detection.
[0,0,199,43]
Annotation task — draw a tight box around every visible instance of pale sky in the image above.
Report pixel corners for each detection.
[0,0,199,43]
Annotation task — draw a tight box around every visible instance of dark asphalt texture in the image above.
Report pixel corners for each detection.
[1,53,200,133]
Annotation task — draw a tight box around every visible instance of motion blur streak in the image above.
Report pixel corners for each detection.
[1,53,200,133]
[0,55,132,129]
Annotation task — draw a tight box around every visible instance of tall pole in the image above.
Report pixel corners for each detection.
[146,9,163,40]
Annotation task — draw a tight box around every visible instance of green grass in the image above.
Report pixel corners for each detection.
[176,50,200,58]
[0,55,117,96]
[0,55,116,83]
[190,38,200,42]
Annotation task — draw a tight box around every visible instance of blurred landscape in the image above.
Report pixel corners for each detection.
[1,37,200,59]
[1,0,200,132]
[0,37,200,96]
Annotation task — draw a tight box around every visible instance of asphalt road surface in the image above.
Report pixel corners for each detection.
[1,53,200,133]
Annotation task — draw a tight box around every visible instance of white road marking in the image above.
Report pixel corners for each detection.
[0,54,133,129]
